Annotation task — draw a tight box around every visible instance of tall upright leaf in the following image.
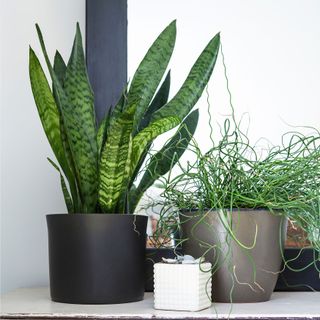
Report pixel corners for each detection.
[127,21,176,133]
[36,24,98,212]
[29,48,79,211]
[48,158,73,213]
[29,48,66,172]
[137,70,171,133]
[98,21,177,213]
[62,23,98,212]
[151,33,220,122]
[131,116,181,175]
[97,86,128,155]
[53,50,81,211]
[53,51,67,84]
[97,107,112,155]
[129,109,199,211]
[128,71,171,190]
[99,108,134,213]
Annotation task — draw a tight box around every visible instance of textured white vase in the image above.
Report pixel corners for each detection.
[154,262,212,311]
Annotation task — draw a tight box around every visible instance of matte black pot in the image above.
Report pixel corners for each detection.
[180,209,287,303]
[275,248,320,291]
[46,214,147,304]
[144,247,182,292]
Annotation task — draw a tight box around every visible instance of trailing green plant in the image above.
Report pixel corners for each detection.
[160,125,320,250]
[29,21,220,213]
[151,50,320,253]
[141,43,319,309]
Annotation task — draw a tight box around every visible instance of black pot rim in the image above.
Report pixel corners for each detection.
[46,213,148,218]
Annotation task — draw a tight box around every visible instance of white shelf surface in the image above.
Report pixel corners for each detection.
[1,287,320,319]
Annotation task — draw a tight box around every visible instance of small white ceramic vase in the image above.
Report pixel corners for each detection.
[154,262,212,311]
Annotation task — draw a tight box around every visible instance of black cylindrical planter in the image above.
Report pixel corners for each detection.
[46,214,147,304]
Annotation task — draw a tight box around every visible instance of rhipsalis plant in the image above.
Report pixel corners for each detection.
[29,21,220,213]
[156,83,320,252]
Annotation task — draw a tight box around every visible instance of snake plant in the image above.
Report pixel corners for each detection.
[29,21,220,213]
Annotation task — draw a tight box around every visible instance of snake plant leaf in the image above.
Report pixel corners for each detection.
[36,23,98,212]
[151,33,220,122]
[62,23,98,212]
[29,48,73,189]
[127,20,176,133]
[99,109,134,213]
[129,109,199,211]
[97,86,128,155]
[137,70,171,133]
[53,51,67,84]
[131,116,181,176]
[47,158,73,213]
[52,50,81,211]
[128,71,171,190]
[30,47,80,212]
[97,107,112,155]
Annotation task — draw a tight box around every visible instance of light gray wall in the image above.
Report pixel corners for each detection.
[128,0,320,204]
[0,0,85,294]
[128,0,320,146]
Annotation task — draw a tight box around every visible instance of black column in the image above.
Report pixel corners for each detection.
[86,0,127,125]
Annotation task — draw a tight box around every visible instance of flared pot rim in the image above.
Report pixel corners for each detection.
[180,207,281,213]
[46,213,148,218]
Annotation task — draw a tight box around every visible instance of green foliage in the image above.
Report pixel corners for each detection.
[143,49,320,297]
[129,109,199,211]
[47,158,73,213]
[151,33,220,122]
[29,21,220,213]
[158,93,320,252]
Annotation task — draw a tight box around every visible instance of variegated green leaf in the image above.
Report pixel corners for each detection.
[48,158,73,213]
[63,23,98,212]
[97,107,112,155]
[99,108,134,213]
[29,48,66,170]
[131,116,181,176]
[127,20,176,133]
[36,23,98,212]
[128,71,171,192]
[129,109,199,212]
[29,48,79,210]
[53,51,67,84]
[151,33,220,122]
[97,87,128,155]
[137,70,171,134]
[53,50,81,211]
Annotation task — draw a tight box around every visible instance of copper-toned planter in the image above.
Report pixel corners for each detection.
[180,209,287,303]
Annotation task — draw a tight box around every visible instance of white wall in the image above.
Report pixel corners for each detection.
[128,0,320,209]
[128,0,320,147]
[0,0,85,294]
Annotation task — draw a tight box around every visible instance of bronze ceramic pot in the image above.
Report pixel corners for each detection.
[180,209,287,303]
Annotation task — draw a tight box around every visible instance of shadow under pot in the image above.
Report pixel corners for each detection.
[180,209,287,303]
[46,214,147,304]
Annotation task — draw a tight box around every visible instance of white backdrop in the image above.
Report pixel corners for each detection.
[128,0,320,147]
[1,0,319,294]
[0,0,85,294]
[128,0,320,214]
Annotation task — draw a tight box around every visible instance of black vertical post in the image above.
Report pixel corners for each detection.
[86,0,127,125]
